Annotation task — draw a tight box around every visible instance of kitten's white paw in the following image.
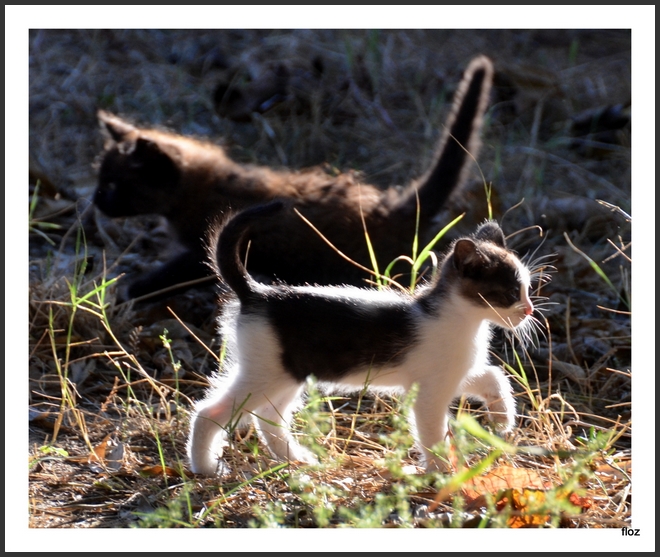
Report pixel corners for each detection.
[190,453,227,477]
[487,413,515,433]
[189,440,229,476]
[284,444,318,465]
[424,455,452,474]
[485,398,516,433]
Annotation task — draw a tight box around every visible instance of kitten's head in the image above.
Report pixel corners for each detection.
[448,220,534,330]
[94,111,181,218]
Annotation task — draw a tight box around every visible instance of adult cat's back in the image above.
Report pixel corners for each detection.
[94,55,495,297]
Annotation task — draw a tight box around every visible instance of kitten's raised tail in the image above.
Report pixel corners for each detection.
[396,55,494,223]
[216,201,286,301]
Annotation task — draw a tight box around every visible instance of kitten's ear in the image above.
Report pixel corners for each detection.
[98,110,136,143]
[474,220,506,247]
[453,238,480,270]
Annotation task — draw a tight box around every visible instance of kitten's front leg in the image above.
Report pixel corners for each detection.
[410,389,455,473]
[459,364,516,432]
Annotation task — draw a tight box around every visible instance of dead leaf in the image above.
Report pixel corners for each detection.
[502,488,550,527]
[594,459,631,482]
[87,433,124,473]
[459,465,550,514]
[432,464,592,527]
[568,492,593,510]
[140,464,191,479]
[462,465,550,503]
[494,487,591,527]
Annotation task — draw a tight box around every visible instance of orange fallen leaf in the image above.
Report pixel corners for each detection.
[462,465,550,503]
[88,433,112,462]
[140,464,191,478]
[594,459,631,482]
[430,463,547,510]
[568,491,593,511]
[432,464,592,527]
[87,433,124,472]
[500,488,550,527]
[460,465,551,521]
[498,487,592,527]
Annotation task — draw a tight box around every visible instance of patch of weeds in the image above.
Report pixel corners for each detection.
[29,181,61,246]
[249,386,428,528]
[134,485,196,528]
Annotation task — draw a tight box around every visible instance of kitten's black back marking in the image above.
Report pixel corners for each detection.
[218,202,419,381]
[267,294,418,382]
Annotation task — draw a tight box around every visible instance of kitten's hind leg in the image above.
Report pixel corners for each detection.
[459,365,517,432]
[187,395,234,477]
[253,383,318,465]
[187,372,269,476]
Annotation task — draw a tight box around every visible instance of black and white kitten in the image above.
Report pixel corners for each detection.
[187,201,537,476]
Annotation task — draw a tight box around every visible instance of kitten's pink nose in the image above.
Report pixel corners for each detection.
[520,285,534,316]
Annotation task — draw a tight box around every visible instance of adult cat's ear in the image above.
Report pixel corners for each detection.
[112,136,179,187]
[474,220,505,247]
[133,136,166,160]
[98,110,136,143]
[131,137,181,187]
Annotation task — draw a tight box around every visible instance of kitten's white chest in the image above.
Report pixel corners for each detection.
[410,312,491,382]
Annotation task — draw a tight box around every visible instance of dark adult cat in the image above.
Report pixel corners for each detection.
[94,56,494,300]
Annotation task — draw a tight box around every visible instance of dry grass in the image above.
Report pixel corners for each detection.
[20,23,643,540]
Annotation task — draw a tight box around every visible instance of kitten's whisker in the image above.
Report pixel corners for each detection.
[525,252,556,269]
[530,296,553,304]
[523,329,538,346]
[524,250,556,298]
[521,232,554,265]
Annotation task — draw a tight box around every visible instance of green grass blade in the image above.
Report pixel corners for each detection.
[382,255,415,282]
[413,213,464,273]
[409,213,464,289]
[363,228,382,287]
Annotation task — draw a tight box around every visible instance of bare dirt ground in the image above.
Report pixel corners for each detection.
[17,20,648,541]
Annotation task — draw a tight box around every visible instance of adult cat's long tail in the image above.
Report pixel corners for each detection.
[394,55,494,224]
[215,201,286,302]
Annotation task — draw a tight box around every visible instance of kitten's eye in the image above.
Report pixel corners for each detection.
[505,287,519,303]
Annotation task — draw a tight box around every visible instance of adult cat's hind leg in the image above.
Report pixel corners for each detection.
[459,364,517,432]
